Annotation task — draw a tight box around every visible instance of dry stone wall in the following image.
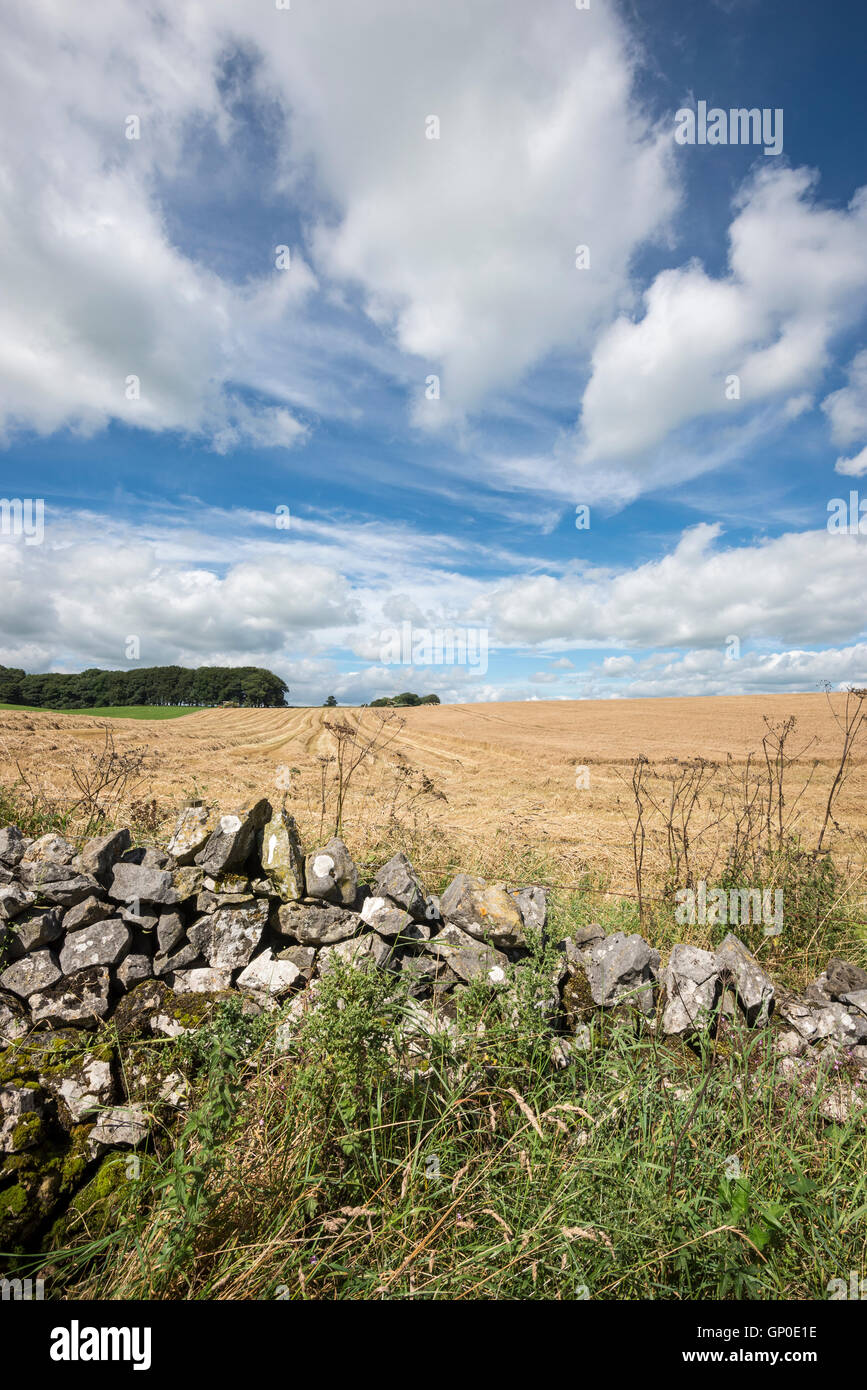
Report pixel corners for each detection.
[2,797,867,1247]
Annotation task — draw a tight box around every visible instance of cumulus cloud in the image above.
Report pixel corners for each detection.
[2,4,867,708]
[3,0,865,503]
[487,523,867,648]
[577,167,867,467]
[0,0,681,447]
[0,523,355,674]
[1,508,866,704]
[209,400,309,455]
[580,643,867,700]
[0,1,315,446]
[267,0,680,421]
[824,350,867,474]
[823,349,867,445]
[835,447,867,477]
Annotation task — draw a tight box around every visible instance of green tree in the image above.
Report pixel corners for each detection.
[0,666,25,703]
[2,664,289,710]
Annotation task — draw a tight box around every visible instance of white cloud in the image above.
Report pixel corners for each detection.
[578,167,867,467]
[0,523,355,674]
[824,350,867,475]
[0,0,681,446]
[271,0,680,421]
[0,2,315,446]
[488,523,867,648]
[209,400,309,455]
[2,4,867,707]
[581,643,867,699]
[1,508,866,705]
[835,446,867,477]
[3,0,866,509]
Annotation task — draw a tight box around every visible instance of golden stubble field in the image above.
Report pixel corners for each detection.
[1,692,865,897]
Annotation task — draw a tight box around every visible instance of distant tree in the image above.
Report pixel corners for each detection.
[367,692,438,708]
[324,695,338,707]
[3,664,289,710]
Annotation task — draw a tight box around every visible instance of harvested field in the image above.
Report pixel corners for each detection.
[1,692,865,897]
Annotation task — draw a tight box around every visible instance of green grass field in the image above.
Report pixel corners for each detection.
[0,704,203,719]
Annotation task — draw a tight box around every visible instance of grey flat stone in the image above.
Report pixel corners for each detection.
[59,919,131,974]
[109,862,180,907]
[63,895,113,932]
[7,907,64,958]
[511,886,548,933]
[0,826,31,866]
[75,829,131,880]
[318,933,393,975]
[276,900,360,945]
[439,873,526,948]
[714,933,774,1025]
[425,924,508,984]
[359,895,413,937]
[661,944,719,1036]
[0,950,62,999]
[116,954,154,991]
[237,949,303,1005]
[88,1104,150,1151]
[29,966,112,1028]
[583,932,660,1016]
[374,853,427,918]
[259,810,305,899]
[305,838,358,906]
[194,799,272,876]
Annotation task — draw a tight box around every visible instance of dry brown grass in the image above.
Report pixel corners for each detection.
[1,693,865,900]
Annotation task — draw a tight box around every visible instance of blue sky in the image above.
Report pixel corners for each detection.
[0,0,866,704]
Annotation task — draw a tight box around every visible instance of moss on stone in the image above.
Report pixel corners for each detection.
[59,1127,92,1187]
[562,968,596,1028]
[49,1153,131,1248]
[212,872,250,893]
[0,1182,27,1218]
[1,1032,113,1088]
[166,991,235,1029]
[0,1117,98,1246]
[111,979,234,1040]
[10,1111,43,1151]
[0,1048,30,1088]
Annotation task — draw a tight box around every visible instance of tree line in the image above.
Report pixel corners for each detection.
[0,664,289,709]
[368,692,441,707]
